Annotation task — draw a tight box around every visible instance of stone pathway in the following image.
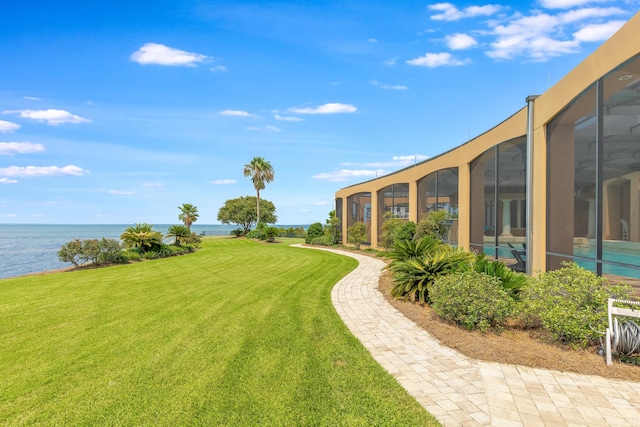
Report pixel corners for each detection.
[297,245,640,426]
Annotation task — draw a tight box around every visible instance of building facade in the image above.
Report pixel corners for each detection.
[335,12,640,282]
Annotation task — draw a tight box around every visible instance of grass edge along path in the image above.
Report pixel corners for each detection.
[0,238,439,426]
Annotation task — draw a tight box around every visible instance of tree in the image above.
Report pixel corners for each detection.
[347,221,368,249]
[243,157,274,225]
[120,223,163,252]
[178,203,199,230]
[217,196,277,235]
[305,222,324,244]
[166,224,191,246]
[324,210,341,244]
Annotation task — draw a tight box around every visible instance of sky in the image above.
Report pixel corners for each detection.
[1,0,638,225]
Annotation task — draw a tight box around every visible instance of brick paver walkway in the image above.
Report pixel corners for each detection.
[297,245,640,426]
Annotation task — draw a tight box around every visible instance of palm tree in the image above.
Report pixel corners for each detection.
[243,157,274,225]
[120,223,163,252]
[178,203,199,230]
[166,224,191,246]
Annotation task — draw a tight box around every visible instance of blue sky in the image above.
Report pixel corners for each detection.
[1,0,637,225]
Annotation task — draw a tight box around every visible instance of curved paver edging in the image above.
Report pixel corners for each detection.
[294,244,640,427]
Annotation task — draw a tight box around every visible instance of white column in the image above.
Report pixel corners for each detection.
[501,199,512,237]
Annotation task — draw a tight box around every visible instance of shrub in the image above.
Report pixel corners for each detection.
[57,239,84,266]
[519,262,631,348]
[305,222,324,244]
[142,251,159,260]
[431,271,515,332]
[379,215,406,249]
[388,245,475,304]
[347,222,367,249]
[310,235,333,246]
[94,238,123,265]
[124,250,142,262]
[471,253,528,299]
[262,226,281,243]
[57,238,123,267]
[395,221,417,243]
[230,228,244,237]
[414,211,449,241]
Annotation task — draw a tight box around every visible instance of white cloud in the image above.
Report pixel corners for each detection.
[0,178,18,184]
[485,8,625,60]
[109,190,135,195]
[370,80,408,90]
[368,38,378,43]
[0,165,89,177]
[312,169,386,183]
[24,96,42,101]
[0,142,45,155]
[210,179,237,185]
[0,120,20,133]
[540,0,607,9]
[446,33,478,50]
[210,65,227,72]
[131,43,208,66]
[219,110,255,117]
[429,2,503,21]
[142,182,164,187]
[4,109,91,125]
[313,201,329,206]
[384,57,397,66]
[407,52,470,67]
[246,125,281,132]
[573,20,626,42]
[274,114,304,122]
[288,103,357,114]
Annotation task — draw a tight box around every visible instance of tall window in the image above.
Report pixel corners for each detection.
[346,192,372,244]
[470,138,527,266]
[377,183,410,241]
[417,168,459,244]
[547,54,640,280]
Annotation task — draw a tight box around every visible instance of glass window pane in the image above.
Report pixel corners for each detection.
[497,138,527,253]
[470,148,496,255]
[417,173,437,215]
[547,84,597,270]
[601,56,640,273]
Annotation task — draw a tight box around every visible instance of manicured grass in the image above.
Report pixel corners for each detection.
[0,238,438,426]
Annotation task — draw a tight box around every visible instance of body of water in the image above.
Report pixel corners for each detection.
[0,224,307,280]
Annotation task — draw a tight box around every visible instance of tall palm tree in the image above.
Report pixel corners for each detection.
[243,157,274,225]
[178,203,199,230]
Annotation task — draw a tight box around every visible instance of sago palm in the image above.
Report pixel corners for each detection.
[166,224,191,246]
[389,245,475,304]
[243,156,274,225]
[386,235,442,266]
[120,223,163,252]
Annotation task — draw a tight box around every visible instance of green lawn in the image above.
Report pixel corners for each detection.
[0,238,438,426]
